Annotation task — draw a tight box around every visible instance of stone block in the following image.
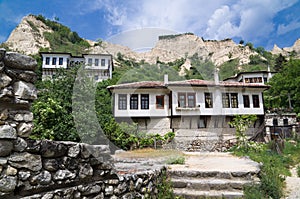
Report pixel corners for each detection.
[13,81,37,100]
[0,74,12,89]
[0,140,13,156]
[78,163,93,179]
[13,137,27,152]
[5,166,17,176]
[17,122,33,137]
[43,159,59,171]
[68,144,80,158]
[30,170,52,185]
[53,169,76,181]
[40,140,68,158]
[0,176,17,192]
[4,52,37,71]
[0,125,16,139]
[8,152,42,171]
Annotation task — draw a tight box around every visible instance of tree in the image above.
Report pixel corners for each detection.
[265,59,300,113]
[274,54,287,72]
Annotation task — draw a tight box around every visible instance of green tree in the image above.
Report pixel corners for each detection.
[265,59,300,112]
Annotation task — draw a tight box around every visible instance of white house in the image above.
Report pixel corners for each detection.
[40,52,113,82]
[223,70,276,84]
[108,75,270,136]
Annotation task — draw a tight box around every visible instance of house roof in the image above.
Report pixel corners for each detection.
[107,81,166,89]
[108,79,270,90]
[223,70,277,81]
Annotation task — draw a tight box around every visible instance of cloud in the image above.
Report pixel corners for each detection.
[277,20,300,35]
[83,0,298,47]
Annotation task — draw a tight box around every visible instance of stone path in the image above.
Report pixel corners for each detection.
[168,152,260,198]
[283,166,300,199]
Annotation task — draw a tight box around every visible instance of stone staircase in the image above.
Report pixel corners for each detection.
[167,153,260,199]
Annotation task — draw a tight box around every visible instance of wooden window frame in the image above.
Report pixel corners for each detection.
[156,95,164,109]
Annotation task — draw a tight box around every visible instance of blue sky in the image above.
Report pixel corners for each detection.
[0,0,300,50]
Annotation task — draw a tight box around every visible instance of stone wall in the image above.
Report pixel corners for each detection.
[0,49,166,198]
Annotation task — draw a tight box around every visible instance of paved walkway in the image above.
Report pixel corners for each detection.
[283,166,300,199]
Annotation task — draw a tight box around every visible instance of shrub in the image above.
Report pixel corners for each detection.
[297,165,300,177]
[165,155,185,165]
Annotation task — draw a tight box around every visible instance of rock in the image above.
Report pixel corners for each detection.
[0,125,17,139]
[30,170,52,185]
[4,52,37,71]
[0,176,17,192]
[18,170,31,181]
[62,157,78,170]
[26,139,41,153]
[0,74,12,89]
[53,169,76,181]
[104,186,114,196]
[0,140,13,156]
[13,81,37,100]
[78,163,93,179]
[80,143,111,159]
[0,48,5,61]
[0,109,9,121]
[6,69,37,83]
[17,122,33,137]
[80,184,101,196]
[13,137,27,152]
[135,178,143,190]
[0,87,13,100]
[6,166,17,176]
[8,152,42,171]
[68,144,80,158]
[43,159,59,171]
[40,140,68,158]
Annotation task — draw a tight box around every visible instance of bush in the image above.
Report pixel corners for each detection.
[165,155,185,165]
[297,165,300,177]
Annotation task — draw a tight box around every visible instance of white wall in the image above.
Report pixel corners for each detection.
[42,54,70,69]
[113,88,170,117]
[169,86,265,116]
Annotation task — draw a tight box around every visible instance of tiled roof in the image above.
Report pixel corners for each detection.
[108,79,270,89]
[107,81,166,89]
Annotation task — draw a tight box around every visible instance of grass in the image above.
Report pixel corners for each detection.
[232,139,300,199]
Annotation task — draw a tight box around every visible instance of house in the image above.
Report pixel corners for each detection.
[223,70,276,84]
[108,74,269,137]
[40,52,113,82]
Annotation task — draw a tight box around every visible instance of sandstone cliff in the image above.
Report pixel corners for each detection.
[5,15,52,55]
[271,38,300,58]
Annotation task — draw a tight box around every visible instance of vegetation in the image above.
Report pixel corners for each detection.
[165,155,185,165]
[264,59,300,113]
[34,14,90,55]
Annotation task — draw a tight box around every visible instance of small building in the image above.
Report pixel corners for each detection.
[223,70,276,84]
[40,52,113,82]
[108,75,269,137]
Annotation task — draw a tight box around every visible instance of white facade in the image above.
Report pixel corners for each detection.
[224,71,276,84]
[40,52,113,82]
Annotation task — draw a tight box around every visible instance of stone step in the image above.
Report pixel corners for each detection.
[171,177,254,191]
[173,188,244,199]
[168,169,258,180]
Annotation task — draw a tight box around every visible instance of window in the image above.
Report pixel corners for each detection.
[141,94,149,109]
[178,92,196,108]
[94,75,99,81]
[187,93,196,108]
[178,93,186,108]
[95,59,99,66]
[118,94,127,110]
[222,93,238,108]
[243,95,250,108]
[88,58,92,65]
[222,93,230,108]
[156,95,164,109]
[273,118,278,126]
[252,95,260,108]
[101,59,105,66]
[45,57,50,65]
[205,93,213,108]
[59,57,63,65]
[283,118,288,126]
[130,94,138,109]
[52,57,57,65]
[231,93,238,108]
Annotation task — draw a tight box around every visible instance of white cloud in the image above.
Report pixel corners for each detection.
[277,20,300,35]
[84,0,298,47]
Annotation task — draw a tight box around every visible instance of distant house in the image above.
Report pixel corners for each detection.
[108,74,269,136]
[223,70,276,84]
[40,52,113,82]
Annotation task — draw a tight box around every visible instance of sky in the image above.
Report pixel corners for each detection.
[0,0,300,51]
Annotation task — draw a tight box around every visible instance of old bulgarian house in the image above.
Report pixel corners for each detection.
[108,74,269,138]
[40,52,113,82]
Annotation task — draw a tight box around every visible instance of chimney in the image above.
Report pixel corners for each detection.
[164,74,168,85]
[214,68,219,84]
